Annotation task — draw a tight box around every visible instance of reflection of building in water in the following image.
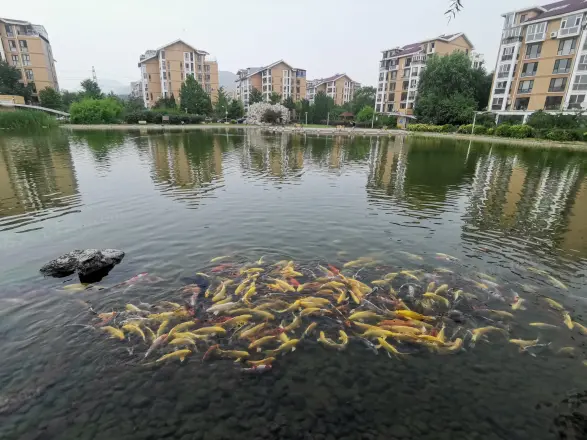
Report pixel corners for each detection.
[148,134,225,205]
[0,136,79,220]
[465,150,586,257]
[563,179,587,255]
[366,136,409,200]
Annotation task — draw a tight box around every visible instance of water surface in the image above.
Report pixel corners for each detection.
[1,129,587,440]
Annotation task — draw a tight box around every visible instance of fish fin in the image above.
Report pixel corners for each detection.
[235,358,241,363]
[387,352,392,359]
[214,311,219,316]
[291,347,296,352]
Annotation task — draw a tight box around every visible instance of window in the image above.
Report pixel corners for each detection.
[520,14,527,23]
[431,42,435,49]
[558,38,576,56]
[579,55,587,71]
[402,81,409,90]
[8,40,17,52]
[5,24,13,36]
[514,97,529,110]
[494,80,507,94]
[401,92,408,101]
[163,71,167,80]
[400,103,407,109]
[518,80,534,93]
[553,58,572,74]
[498,64,511,78]
[502,46,515,60]
[161,50,165,59]
[549,77,567,92]
[573,75,587,90]
[388,93,395,101]
[526,22,547,42]
[412,68,418,76]
[525,43,542,59]
[568,94,586,109]
[21,54,30,66]
[410,80,417,88]
[544,96,563,110]
[205,65,210,72]
[11,54,19,66]
[150,93,153,101]
[560,13,582,36]
[24,69,33,81]
[521,62,538,77]
[19,40,28,52]
[403,68,410,77]
[389,82,396,91]
[390,71,397,80]
[379,73,384,81]
[148,74,151,81]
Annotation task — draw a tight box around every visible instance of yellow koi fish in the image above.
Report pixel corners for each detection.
[511,297,526,311]
[248,336,277,352]
[218,349,250,362]
[156,349,191,362]
[212,283,227,303]
[529,322,558,330]
[221,314,253,328]
[281,315,302,332]
[471,326,507,346]
[387,326,422,336]
[434,284,449,295]
[157,320,169,338]
[210,255,230,263]
[544,298,564,311]
[246,357,275,366]
[144,326,156,342]
[509,338,539,349]
[371,280,389,286]
[487,310,515,319]
[395,310,434,321]
[235,279,250,295]
[362,328,396,339]
[192,326,227,335]
[436,338,463,355]
[300,297,331,306]
[240,323,267,339]
[339,330,349,346]
[563,312,574,330]
[384,272,399,280]
[102,326,125,340]
[266,339,300,356]
[122,324,146,341]
[348,311,382,321]
[125,304,142,313]
[557,347,575,357]
[302,322,318,337]
[376,337,409,357]
[300,307,328,317]
[168,322,197,339]
[148,312,174,321]
[337,289,348,304]
[277,300,302,313]
[400,271,420,281]
[548,276,567,290]
[160,301,182,309]
[399,252,423,261]
[574,321,587,335]
[422,293,450,307]
[271,279,295,292]
[427,282,436,293]
[317,331,346,350]
[242,283,257,304]
[169,338,196,347]
[241,267,264,275]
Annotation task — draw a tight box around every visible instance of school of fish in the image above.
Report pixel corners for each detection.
[86,254,585,372]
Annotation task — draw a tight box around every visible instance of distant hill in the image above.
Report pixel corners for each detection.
[219,71,237,91]
[98,79,131,95]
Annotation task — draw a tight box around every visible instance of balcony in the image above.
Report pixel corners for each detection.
[501,35,523,44]
[544,104,562,110]
[548,86,565,92]
[552,67,570,74]
[517,88,533,94]
[494,88,506,95]
[559,26,580,38]
[521,70,537,78]
[497,71,511,78]
[412,55,426,65]
[491,104,503,110]
[567,103,584,109]
[557,49,575,56]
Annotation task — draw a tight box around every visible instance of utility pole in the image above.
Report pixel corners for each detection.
[305,112,308,125]
[471,111,477,135]
[92,66,98,82]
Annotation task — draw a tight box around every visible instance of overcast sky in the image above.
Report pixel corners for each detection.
[4,0,533,91]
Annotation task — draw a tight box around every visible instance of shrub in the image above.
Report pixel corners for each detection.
[230,119,237,124]
[441,124,457,133]
[508,125,534,138]
[487,128,495,135]
[0,110,57,130]
[123,111,203,125]
[476,112,497,128]
[407,123,444,132]
[457,124,474,134]
[495,124,512,137]
[377,115,397,128]
[473,126,487,135]
[70,98,123,124]
[545,129,583,141]
[527,110,585,130]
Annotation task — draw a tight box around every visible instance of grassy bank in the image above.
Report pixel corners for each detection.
[0,110,57,130]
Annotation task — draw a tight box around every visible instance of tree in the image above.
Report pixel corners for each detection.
[80,79,103,100]
[228,99,244,119]
[0,60,33,102]
[269,92,281,104]
[214,87,230,119]
[179,75,212,115]
[471,67,493,111]
[124,96,145,113]
[311,91,335,123]
[39,87,63,110]
[282,96,296,111]
[356,105,374,122]
[348,86,376,113]
[298,99,311,123]
[153,94,177,109]
[446,0,463,19]
[70,98,123,124]
[414,51,477,125]
[249,87,263,104]
[61,90,80,110]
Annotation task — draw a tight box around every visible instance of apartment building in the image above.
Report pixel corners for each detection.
[0,17,59,101]
[138,39,219,108]
[306,74,360,105]
[377,33,475,115]
[489,0,587,115]
[235,60,306,110]
[130,81,143,99]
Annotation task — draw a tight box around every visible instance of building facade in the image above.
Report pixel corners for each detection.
[138,39,219,108]
[306,74,360,105]
[0,17,59,101]
[130,81,143,99]
[489,0,587,115]
[377,33,475,115]
[235,60,306,110]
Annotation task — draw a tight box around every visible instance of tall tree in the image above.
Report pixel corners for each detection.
[124,96,145,112]
[0,60,33,102]
[348,86,376,113]
[39,87,63,110]
[61,90,80,110]
[414,51,477,125]
[249,87,263,104]
[356,105,374,122]
[228,99,244,119]
[282,96,296,111]
[299,99,311,123]
[80,79,103,99]
[311,91,335,124]
[214,87,230,118]
[269,92,281,104]
[471,67,493,111]
[179,75,212,115]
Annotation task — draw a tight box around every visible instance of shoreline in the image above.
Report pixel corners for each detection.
[59,124,587,150]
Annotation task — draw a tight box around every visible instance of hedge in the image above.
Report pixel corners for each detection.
[70,98,123,124]
[124,111,204,125]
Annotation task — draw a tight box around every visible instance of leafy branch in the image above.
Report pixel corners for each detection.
[445,0,463,20]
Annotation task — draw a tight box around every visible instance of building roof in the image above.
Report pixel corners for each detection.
[308,73,355,87]
[138,39,209,64]
[236,60,305,80]
[523,0,587,22]
[382,32,474,57]
[0,17,32,25]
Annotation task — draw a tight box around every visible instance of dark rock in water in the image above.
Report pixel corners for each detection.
[40,249,125,282]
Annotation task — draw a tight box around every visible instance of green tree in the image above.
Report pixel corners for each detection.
[269,92,281,104]
[228,99,244,119]
[249,87,263,104]
[0,60,33,102]
[179,75,212,115]
[80,79,103,100]
[38,87,62,110]
[153,94,177,109]
[282,96,296,111]
[69,98,123,124]
[348,86,376,113]
[311,91,334,123]
[471,67,493,111]
[214,87,230,119]
[414,51,477,125]
[299,99,311,123]
[356,105,374,122]
[124,96,145,113]
[61,90,80,110]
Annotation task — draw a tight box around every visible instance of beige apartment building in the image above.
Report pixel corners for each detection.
[0,17,59,101]
[138,40,219,108]
[306,74,360,106]
[235,60,306,110]
[377,33,475,115]
[489,0,587,116]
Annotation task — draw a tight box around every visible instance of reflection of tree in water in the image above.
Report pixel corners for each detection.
[70,131,126,169]
[0,132,80,230]
[148,132,228,207]
[463,147,586,258]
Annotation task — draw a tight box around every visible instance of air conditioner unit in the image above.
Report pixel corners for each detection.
[550,31,558,38]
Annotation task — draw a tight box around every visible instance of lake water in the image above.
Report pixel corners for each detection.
[1,128,587,440]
